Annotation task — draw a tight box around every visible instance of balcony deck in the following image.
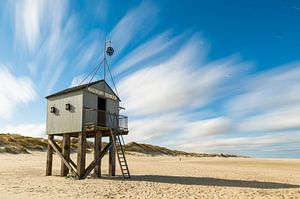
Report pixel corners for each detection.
[83,123,129,137]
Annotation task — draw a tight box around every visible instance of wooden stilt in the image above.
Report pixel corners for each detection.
[61,134,70,176]
[94,131,102,177]
[46,134,54,176]
[109,135,116,176]
[82,142,112,179]
[77,131,86,179]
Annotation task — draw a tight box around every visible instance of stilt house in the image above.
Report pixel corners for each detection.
[45,79,130,179]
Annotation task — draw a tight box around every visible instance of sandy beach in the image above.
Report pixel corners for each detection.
[0,152,299,199]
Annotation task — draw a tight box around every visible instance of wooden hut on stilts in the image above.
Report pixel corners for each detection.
[45,41,130,180]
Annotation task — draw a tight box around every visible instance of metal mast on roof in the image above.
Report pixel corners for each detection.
[104,40,108,93]
[79,39,118,97]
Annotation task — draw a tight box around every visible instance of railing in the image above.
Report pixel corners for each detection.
[118,114,128,131]
[83,107,128,131]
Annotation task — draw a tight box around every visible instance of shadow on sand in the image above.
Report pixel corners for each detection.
[105,175,300,189]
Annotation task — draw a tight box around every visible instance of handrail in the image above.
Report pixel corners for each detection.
[83,107,128,131]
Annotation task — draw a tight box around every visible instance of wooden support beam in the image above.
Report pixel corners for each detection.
[46,135,54,176]
[48,137,76,170]
[94,131,102,177]
[77,131,86,179]
[48,139,78,178]
[109,134,116,176]
[82,142,113,179]
[61,134,70,176]
[69,158,76,169]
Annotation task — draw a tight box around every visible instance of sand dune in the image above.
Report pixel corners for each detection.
[0,133,242,157]
[0,152,299,198]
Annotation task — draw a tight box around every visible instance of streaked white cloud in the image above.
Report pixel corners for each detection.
[0,123,46,138]
[226,62,300,116]
[70,75,89,87]
[116,29,300,157]
[114,31,184,75]
[72,31,103,71]
[0,66,36,119]
[128,113,184,142]
[237,105,300,133]
[14,0,44,52]
[118,34,247,144]
[27,63,37,76]
[227,62,300,133]
[173,132,300,155]
[31,1,77,94]
[109,1,159,54]
[183,117,232,138]
[119,35,244,116]
[161,130,300,156]
[76,42,99,70]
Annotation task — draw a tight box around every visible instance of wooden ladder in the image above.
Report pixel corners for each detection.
[110,130,131,179]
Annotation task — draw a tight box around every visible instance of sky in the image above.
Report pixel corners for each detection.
[0,0,300,158]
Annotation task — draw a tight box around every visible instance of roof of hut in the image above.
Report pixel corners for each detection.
[45,80,120,101]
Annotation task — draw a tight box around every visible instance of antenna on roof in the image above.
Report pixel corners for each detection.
[78,39,119,98]
[103,40,119,97]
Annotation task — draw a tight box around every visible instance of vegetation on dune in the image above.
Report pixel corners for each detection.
[0,133,47,154]
[0,134,93,154]
[0,133,244,157]
[125,142,243,157]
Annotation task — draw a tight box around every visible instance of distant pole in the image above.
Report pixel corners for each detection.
[104,39,106,92]
[104,38,107,83]
[103,39,112,92]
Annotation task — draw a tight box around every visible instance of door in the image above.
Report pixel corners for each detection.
[97,97,106,126]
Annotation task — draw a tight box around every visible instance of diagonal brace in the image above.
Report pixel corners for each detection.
[48,139,79,178]
[82,142,113,179]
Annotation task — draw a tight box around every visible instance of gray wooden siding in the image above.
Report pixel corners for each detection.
[83,81,120,128]
[82,90,119,128]
[82,91,98,125]
[46,91,83,134]
[106,98,119,128]
[90,81,117,97]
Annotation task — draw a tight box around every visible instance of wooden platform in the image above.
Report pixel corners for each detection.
[48,125,129,138]
[84,124,129,137]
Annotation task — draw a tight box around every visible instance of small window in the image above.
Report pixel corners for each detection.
[66,103,71,111]
[50,107,56,113]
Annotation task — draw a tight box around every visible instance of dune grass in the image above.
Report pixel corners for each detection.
[0,133,243,157]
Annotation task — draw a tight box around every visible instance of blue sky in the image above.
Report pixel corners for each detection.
[0,0,300,158]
